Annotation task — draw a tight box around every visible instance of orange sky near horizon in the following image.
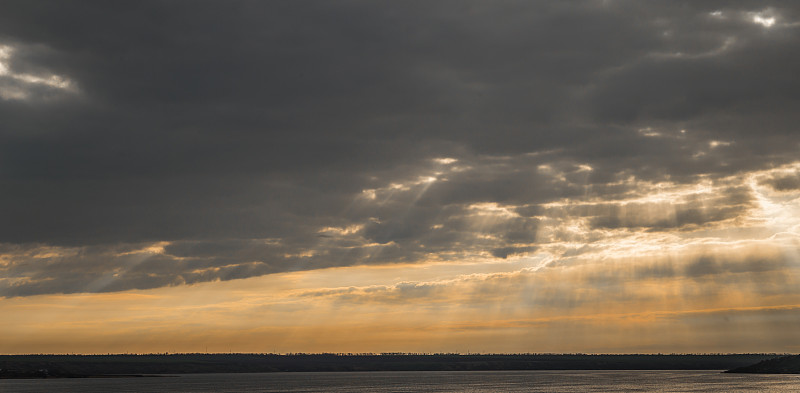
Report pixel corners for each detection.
[3,163,800,354]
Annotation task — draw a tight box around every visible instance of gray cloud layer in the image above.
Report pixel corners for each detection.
[1,1,799,296]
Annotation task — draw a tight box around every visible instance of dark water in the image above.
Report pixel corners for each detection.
[2,370,799,392]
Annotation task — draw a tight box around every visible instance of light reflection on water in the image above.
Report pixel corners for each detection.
[1,370,799,392]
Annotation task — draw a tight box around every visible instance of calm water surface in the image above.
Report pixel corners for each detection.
[2,370,799,392]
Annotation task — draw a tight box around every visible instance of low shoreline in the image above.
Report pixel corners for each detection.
[0,372,173,379]
[725,355,800,374]
[1,353,785,378]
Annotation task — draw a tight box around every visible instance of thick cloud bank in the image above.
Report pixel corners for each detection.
[1,1,800,296]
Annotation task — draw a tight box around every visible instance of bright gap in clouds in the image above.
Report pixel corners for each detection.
[0,43,76,100]
[753,15,776,27]
[749,9,779,27]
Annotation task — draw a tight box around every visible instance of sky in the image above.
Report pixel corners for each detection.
[1,0,800,354]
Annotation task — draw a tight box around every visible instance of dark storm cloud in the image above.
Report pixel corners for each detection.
[587,185,755,230]
[761,173,800,191]
[1,0,799,295]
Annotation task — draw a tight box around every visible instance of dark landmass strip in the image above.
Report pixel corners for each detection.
[0,353,784,378]
[726,355,800,374]
[0,367,151,379]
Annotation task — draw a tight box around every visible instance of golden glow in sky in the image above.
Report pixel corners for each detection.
[2,162,799,354]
